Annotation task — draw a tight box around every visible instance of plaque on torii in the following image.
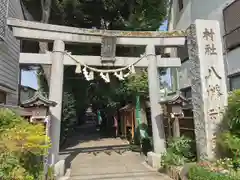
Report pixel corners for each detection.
[101,36,117,63]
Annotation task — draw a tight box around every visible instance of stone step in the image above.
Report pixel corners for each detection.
[70,171,167,180]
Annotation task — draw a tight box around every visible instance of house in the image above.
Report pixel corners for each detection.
[20,85,36,103]
[0,0,24,105]
[168,0,240,96]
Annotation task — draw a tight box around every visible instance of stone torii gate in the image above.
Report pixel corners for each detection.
[7,18,227,172]
[8,17,185,166]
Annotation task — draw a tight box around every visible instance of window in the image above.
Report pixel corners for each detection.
[181,87,191,99]
[230,74,240,91]
[0,90,6,104]
[178,0,183,11]
[223,0,240,50]
[0,0,8,40]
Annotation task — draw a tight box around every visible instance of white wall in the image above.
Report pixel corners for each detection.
[170,0,238,90]
[173,0,235,30]
[174,0,192,30]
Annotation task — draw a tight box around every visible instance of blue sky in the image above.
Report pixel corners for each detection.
[159,20,168,31]
[21,20,169,90]
[21,70,38,89]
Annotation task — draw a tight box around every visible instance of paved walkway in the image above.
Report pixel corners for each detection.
[60,124,171,180]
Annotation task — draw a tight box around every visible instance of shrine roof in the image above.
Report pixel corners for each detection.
[21,91,57,108]
[7,18,186,38]
[159,92,188,105]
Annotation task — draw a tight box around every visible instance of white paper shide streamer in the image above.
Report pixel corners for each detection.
[83,67,94,81]
[75,63,82,73]
[71,52,146,83]
[130,65,136,74]
[100,72,110,83]
[114,71,124,81]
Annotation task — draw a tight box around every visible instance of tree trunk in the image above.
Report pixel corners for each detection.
[38,0,52,89]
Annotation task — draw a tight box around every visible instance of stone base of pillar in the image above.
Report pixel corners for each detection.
[146,151,162,169]
[54,160,66,178]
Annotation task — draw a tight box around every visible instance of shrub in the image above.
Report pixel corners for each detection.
[0,109,21,132]
[218,132,240,157]
[0,108,50,180]
[218,90,240,165]
[188,165,240,180]
[223,90,240,133]
[161,136,193,167]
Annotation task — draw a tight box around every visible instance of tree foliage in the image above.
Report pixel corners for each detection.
[23,0,168,30]
[123,70,149,97]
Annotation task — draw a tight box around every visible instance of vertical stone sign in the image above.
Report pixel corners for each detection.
[187,20,227,160]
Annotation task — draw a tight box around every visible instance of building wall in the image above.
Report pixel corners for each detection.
[0,0,23,105]
[179,60,192,89]
[170,0,238,91]
[173,0,192,30]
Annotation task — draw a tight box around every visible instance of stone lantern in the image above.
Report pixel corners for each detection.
[21,91,57,123]
[160,93,188,138]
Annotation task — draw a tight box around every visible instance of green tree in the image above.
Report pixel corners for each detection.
[23,0,168,30]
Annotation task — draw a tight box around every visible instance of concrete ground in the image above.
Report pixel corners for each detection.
[59,123,171,180]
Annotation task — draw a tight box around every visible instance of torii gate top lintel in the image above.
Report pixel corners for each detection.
[7,18,186,38]
[7,18,186,46]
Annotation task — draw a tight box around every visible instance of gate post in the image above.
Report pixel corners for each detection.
[187,20,228,160]
[146,44,166,155]
[48,40,65,165]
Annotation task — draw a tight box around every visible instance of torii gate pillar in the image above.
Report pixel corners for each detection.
[146,44,166,168]
[48,40,65,165]
[147,44,166,154]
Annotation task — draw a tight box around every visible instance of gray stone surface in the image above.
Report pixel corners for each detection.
[147,45,166,155]
[187,23,208,160]
[59,124,172,180]
[55,160,65,178]
[187,20,228,160]
[49,40,65,165]
[147,151,162,169]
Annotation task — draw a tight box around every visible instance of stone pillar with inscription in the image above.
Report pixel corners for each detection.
[187,20,228,160]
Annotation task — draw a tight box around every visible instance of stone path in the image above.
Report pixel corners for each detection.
[60,124,171,180]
